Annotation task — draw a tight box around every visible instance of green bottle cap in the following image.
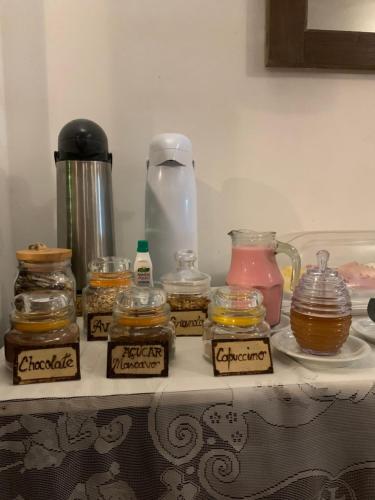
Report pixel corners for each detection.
[137,240,149,252]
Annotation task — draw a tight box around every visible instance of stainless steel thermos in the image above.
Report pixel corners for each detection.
[54,119,115,303]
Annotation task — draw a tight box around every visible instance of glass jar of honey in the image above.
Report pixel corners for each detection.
[290,250,352,355]
[4,291,79,370]
[161,250,211,336]
[203,286,270,360]
[82,257,132,340]
[109,286,175,355]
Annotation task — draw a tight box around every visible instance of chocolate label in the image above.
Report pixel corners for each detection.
[212,338,273,376]
[170,310,207,336]
[13,343,80,385]
[87,312,112,340]
[107,341,168,378]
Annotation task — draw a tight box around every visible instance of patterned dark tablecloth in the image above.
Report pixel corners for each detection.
[1,380,375,500]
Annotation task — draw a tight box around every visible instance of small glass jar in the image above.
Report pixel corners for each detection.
[161,250,211,336]
[15,243,76,300]
[110,286,175,355]
[83,257,132,340]
[203,286,270,360]
[290,250,352,355]
[4,291,79,370]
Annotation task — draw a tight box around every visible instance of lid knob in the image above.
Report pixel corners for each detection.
[176,249,196,269]
[317,249,329,273]
[28,242,47,251]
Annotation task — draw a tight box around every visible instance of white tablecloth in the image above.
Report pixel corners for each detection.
[1,333,375,499]
[1,334,375,405]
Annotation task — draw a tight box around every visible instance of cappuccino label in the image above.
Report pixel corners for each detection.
[212,338,273,376]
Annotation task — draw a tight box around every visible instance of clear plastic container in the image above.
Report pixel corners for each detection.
[4,291,79,370]
[279,231,375,315]
[290,250,352,355]
[203,286,270,360]
[15,243,76,300]
[83,257,132,340]
[161,250,211,336]
[109,286,175,355]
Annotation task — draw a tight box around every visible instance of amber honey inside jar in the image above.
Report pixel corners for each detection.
[109,286,175,355]
[290,310,351,354]
[161,250,211,336]
[4,291,79,370]
[83,257,132,340]
[290,250,352,355]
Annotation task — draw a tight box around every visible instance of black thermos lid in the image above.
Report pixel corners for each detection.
[54,118,112,163]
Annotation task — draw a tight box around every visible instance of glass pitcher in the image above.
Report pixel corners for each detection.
[226,230,301,326]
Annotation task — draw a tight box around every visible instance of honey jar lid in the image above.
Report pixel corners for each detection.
[161,250,211,295]
[291,250,351,317]
[16,243,72,263]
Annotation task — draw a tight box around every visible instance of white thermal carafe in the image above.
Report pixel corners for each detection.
[145,133,198,281]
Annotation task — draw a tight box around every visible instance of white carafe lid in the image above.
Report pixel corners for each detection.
[148,133,193,166]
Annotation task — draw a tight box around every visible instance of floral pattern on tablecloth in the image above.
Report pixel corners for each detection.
[1,381,375,499]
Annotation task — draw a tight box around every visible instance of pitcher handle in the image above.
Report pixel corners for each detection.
[276,241,301,291]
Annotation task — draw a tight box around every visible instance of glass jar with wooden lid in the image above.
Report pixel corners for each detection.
[4,291,79,370]
[15,243,76,300]
[160,250,211,336]
[203,286,270,360]
[110,286,175,355]
[83,257,132,340]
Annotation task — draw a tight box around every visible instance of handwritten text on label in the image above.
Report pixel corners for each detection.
[212,338,273,376]
[14,344,80,384]
[107,342,168,378]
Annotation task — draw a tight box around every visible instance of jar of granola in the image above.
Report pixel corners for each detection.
[160,250,211,336]
[82,257,132,340]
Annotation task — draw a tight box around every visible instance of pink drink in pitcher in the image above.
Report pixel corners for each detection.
[226,231,301,326]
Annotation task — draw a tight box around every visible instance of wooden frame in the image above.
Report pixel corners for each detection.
[266,0,375,70]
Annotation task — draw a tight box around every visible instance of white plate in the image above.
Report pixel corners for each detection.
[352,317,375,344]
[272,329,371,369]
[271,314,290,334]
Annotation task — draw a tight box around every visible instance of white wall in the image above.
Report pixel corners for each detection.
[1,0,375,306]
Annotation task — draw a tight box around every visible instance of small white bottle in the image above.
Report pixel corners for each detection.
[134,240,153,286]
